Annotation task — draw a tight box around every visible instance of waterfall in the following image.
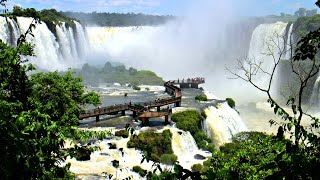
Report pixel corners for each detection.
[246,22,287,90]
[285,23,294,60]
[310,74,320,106]
[16,17,65,70]
[0,17,12,44]
[0,17,88,70]
[203,102,248,147]
[74,21,88,59]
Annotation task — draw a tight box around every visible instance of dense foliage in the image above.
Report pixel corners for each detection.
[0,10,100,178]
[226,98,236,108]
[195,94,207,101]
[127,129,176,163]
[75,62,164,86]
[9,7,77,31]
[114,129,129,138]
[132,166,147,177]
[294,14,320,38]
[63,11,174,26]
[171,110,214,152]
[203,132,319,179]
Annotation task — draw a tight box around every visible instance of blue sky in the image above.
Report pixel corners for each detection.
[6,0,319,16]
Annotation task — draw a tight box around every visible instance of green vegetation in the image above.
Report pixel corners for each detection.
[114,129,129,138]
[9,7,77,34]
[202,132,319,179]
[171,110,214,152]
[191,164,203,173]
[132,166,147,177]
[0,10,101,178]
[75,62,164,86]
[132,85,141,91]
[160,154,178,165]
[127,129,174,162]
[226,97,235,108]
[294,14,320,38]
[195,94,207,101]
[63,11,174,26]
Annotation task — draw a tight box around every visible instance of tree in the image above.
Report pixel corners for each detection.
[0,1,101,178]
[222,1,320,178]
[295,8,307,17]
[306,9,317,16]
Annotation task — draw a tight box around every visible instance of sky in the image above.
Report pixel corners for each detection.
[5,0,319,16]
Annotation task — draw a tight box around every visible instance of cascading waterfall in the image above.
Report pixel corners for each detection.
[310,74,320,106]
[56,22,74,63]
[285,23,294,60]
[74,21,88,58]
[0,16,88,70]
[246,22,287,90]
[171,128,210,169]
[16,17,63,70]
[203,102,248,147]
[0,17,12,44]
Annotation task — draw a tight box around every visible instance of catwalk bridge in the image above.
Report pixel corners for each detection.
[79,78,205,125]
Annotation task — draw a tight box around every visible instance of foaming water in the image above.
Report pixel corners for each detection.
[170,128,211,169]
[203,102,248,147]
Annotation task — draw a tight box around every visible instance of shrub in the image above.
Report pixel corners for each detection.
[108,143,117,149]
[226,98,236,108]
[112,160,119,168]
[201,110,207,119]
[194,131,215,152]
[191,164,203,172]
[160,154,178,165]
[195,95,207,101]
[127,129,174,162]
[115,129,129,138]
[132,166,147,177]
[172,110,215,152]
[132,85,141,91]
[171,110,202,135]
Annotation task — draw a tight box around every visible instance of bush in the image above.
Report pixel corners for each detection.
[191,164,203,172]
[132,166,147,177]
[201,110,207,119]
[194,131,215,152]
[171,110,202,135]
[172,110,215,152]
[108,143,117,149]
[112,160,119,168]
[115,129,129,138]
[127,129,174,162]
[132,85,141,91]
[160,154,178,165]
[195,95,207,101]
[226,98,236,108]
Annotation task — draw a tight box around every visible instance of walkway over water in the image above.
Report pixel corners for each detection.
[79,78,204,125]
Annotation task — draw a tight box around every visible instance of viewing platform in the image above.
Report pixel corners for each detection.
[79,77,205,126]
[171,77,205,89]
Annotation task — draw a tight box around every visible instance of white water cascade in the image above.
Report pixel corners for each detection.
[246,22,288,90]
[0,17,87,70]
[203,102,248,147]
[171,128,210,169]
[285,23,294,60]
[310,74,320,106]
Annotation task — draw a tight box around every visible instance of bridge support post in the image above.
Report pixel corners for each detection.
[157,106,160,112]
[165,115,169,124]
[191,84,198,89]
[96,115,100,122]
[133,111,137,118]
[121,110,126,116]
[141,118,149,126]
[175,101,181,107]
